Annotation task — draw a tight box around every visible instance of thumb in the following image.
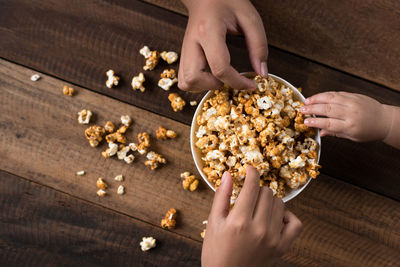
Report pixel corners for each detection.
[209,171,233,220]
[238,9,269,77]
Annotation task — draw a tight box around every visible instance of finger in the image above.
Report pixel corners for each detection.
[304,117,347,133]
[269,198,285,234]
[253,186,274,223]
[237,8,269,77]
[320,129,351,139]
[178,35,222,92]
[200,27,256,90]
[209,171,233,220]
[279,211,302,252]
[305,92,350,106]
[300,103,347,120]
[231,166,261,218]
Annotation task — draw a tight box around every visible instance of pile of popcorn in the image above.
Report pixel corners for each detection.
[195,75,321,199]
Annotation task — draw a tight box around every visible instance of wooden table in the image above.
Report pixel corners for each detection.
[1,1,399,266]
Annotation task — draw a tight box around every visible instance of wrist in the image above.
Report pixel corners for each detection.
[381,104,394,142]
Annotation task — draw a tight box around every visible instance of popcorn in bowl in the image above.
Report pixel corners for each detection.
[191,73,321,201]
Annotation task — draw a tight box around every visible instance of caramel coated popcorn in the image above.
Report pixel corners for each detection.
[105,70,120,88]
[158,69,178,91]
[104,121,115,133]
[181,172,199,191]
[156,126,177,140]
[129,132,150,155]
[160,51,178,64]
[62,85,74,96]
[96,178,108,190]
[195,75,321,198]
[85,125,106,147]
[131,72,146,92]
[161,208,177,230]
[168,93,186,112]
[143,50,160,71]
[145,151,166,170]
[78,109,92,124]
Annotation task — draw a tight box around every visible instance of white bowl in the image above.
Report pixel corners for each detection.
[190,72,321,202]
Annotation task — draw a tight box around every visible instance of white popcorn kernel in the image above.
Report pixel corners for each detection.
[117,185,125,195]
[139,46,152,59]
[226,156,237,167]
[105,70,119,88]
[269,180,278,196]
[158,77,178,91]
[140,237,156,251]
[124,154,135,164]
[289,155,306,168]
[190,101,198,106]
[108,142,118,157]
[76,170,85,176]
[131,72,146,92]
[202,220,208,225]
[205,150,225,162]
[114,174,124,182]
[205,107,217,120]
[97,189,106,197]
[30,74,41,81]
[257,96,273,110]
[240,146,264,164]
[121,115,132,127]
[117,146,130,160]
[160,51,178,64]
[77,109,92,124]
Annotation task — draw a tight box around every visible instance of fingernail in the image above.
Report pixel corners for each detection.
[221,172,228,185]
[305,98,311,104]
[304,119,311,125]
[300,106,307,113]
[260,61,268,77]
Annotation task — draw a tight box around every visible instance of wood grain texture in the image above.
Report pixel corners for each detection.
[1,59,400,266]
[144,0,400,92]
[0,170,202,267]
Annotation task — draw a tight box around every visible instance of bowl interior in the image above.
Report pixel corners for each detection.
[190,72,321,202]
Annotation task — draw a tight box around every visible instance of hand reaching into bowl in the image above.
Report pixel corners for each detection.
[301,91,400,149]
[202,166,302,267]
[178,0,268,92]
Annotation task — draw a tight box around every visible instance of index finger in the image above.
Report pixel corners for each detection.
[200,27,255,90]
[305,92,350,106]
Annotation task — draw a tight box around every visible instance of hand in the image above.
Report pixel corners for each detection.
[202,167,302,267]
[301,91,393,142]
[179,0,268,92]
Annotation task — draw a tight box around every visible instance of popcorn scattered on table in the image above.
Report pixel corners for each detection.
[181,172,199,191]
[117,185,125,195]
[114,174,124,182]
[131,72,146,92]
[160,51,178,64]
[62,85,74,96]
[161,208,177,229]
[76,170,85,176]
[140,237,156,251]
[190,101,198,106]
[145,151,166,170]
[158,69,178,91]
[121,115,132,127]
[30,74,41,81]
[104,121,115,133]
[85,125,106,147]
[124,154,135,164]
[130,132,151,155]
[117,145,130,160]
[97,189,106,197]
[105,69,120,88]
[139,46,160,71]
[78,109,92,124]
[200,229,206,239]
[168,93,186,112]
[156,126,177,140]
[102,141,119,158]
[96,177,108,190]
[139,46,152,59]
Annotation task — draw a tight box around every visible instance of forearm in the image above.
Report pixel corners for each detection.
[383,104,400,149]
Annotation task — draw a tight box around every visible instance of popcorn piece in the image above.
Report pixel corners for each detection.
[139,46,152,59]
[140,237,156,252]
[30,74,40,81]
[143,51,160,71]
[97,189,106,197]
[114,174,124,182]
[117,145,130,160]
[78,109,92,124]
[84,125,106,147]
[117,185,125,195]
[121,115,132,127]
[62,85,74,96]
[105,132,127,144]
[76,170,85,176]
[190,101,198,106]
[124,154,135,164]
[160,51,178,64]
[156,126,177,140]
[104,121,115,133]
[158,69,177,91]
[181,172,199,191]
[161,208,177,229]
[145,151,166,170]
[96,178,108,190]
[105,70,120,88]
[160,69,176,79]
[200,229,206,239]
[131,72,146,92]
[130,132,151,155]
[102,141,118,158]
[168,93,186,112]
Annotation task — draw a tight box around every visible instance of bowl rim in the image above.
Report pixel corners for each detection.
[190,72,321,202]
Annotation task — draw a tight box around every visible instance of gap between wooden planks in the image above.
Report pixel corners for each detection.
[1,59,400,265]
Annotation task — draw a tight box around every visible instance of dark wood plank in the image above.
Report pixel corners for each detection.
[1,60,400,266]
[0,170,202,267]
[144,0,400,92]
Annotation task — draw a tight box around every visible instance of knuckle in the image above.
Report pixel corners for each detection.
[197,19,209,37]
[325,104,332,115]
[211,64,229,79]
[266,236,280,249]
[230,218,249,233]
[293,218,303,232]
